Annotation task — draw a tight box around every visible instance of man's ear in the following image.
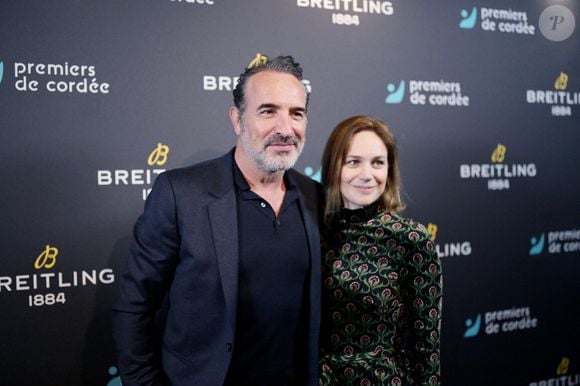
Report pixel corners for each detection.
[229,106,242,135]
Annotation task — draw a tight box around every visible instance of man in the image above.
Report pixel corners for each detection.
[112,55,321,386]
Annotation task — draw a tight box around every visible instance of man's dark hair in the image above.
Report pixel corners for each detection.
[232,55,309,117]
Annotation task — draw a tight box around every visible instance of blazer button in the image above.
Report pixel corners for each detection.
[226,343,232,352]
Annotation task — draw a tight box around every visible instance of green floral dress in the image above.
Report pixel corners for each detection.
[320,203,442,385]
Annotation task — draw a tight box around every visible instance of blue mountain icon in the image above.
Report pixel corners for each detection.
[459,7,478,29]
[529,233,545,255]
[107,366,122,386]
[464,314,481,338]
[385,80,405,104]
[304,166,321,183]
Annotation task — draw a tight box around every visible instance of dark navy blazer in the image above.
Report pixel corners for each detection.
[112,149,321,386]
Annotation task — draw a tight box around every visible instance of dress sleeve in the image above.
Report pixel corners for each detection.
[400,223,442,385]
[112,172,181,386]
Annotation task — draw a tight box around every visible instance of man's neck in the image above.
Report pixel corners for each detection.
[235,149,287,215]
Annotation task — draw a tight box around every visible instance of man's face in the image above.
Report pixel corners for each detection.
[232,71,307,174]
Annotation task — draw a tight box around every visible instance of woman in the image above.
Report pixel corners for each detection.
[319,116,442,385]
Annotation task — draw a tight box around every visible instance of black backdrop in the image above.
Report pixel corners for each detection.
[1,1,579,385]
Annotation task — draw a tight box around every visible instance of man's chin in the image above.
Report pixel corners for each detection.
[267,148,298,159]
[261,155,298,173]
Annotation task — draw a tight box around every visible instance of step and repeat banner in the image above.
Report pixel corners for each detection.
[1,0,579,385]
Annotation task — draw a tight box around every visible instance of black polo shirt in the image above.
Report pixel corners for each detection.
[224,161,310,386]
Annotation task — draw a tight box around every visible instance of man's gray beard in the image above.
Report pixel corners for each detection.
[255,150,299,174]
[240,130,303,174]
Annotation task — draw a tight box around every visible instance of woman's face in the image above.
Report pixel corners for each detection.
[340,130,389,210]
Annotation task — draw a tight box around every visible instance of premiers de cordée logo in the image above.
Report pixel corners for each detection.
[385,79,470,107]
[464,305,539,338]
[459,4,576,42]
[529,228,580,256]
[9,60,111,94]
[459,6,535,35]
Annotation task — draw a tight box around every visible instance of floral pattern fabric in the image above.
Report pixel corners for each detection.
[320,203,442,385]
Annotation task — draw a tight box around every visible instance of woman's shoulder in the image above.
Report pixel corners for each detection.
[381,211,435,251]
[381,211,429,234]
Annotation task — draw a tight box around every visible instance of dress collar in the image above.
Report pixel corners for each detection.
[336,201,382,224]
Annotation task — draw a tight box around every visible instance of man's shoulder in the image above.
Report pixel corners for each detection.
[287,168,322,202]
[288,168,320,187]
[164,151,233,182]
[288,168,320,190]
[151,150,234,200]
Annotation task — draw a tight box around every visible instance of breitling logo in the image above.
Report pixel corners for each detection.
[247,53,269,69]
[426,223,472,258]
[97,143,169,200]
[34,245,59,269]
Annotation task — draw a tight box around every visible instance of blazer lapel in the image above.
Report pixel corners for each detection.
[206,149,239,328]
[292,171,322,383]
[208,192,239,326]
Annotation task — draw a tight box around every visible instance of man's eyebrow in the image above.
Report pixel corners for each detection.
[256,103,279,110]
[255,103,307,113]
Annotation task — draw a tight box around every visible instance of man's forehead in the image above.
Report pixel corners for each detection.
[247,71,303,91]
[245,71,306,106]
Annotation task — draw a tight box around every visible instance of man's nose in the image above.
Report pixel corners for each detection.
[275,113,293,136]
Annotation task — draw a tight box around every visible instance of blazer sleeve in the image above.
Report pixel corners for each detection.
[112,172,181,386]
